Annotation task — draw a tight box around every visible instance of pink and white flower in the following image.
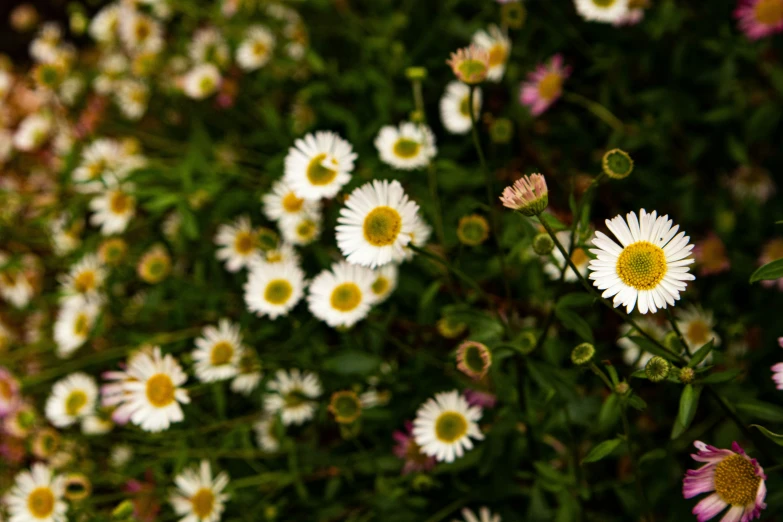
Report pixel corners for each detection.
[519,54,571,117]
[734,0,783,40]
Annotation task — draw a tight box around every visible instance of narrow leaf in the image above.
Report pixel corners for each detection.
[752,425,783,447]
[629,336,678,363]
[698,369,741,384]
[688,340,715,368]
[735,401,783,423]
[672,385,701,439]
[581,438,623,464]
[750,259,783,283]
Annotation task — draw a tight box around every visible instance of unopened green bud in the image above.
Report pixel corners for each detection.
[405,67,427,81]
[409,110,426,123]
[516,331,537,355]
[615,382,630,395]
[645,356,670,382]
[501,2,527,29]
[664,331,683,354]
[679,367,695,384]
[112,500,135,519]
[490,118,513,144]
[571,342,595,365]
[602,149,634,180]
[532,233,554,255]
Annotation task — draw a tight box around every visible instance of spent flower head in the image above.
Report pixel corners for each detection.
[446,44,490,85]
[602,149,634,179]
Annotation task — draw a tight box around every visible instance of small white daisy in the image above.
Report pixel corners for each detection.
[13,113,52,152]
[182,63,221,100]
[374,122,437,171]
[617,318,667,368]
[110,444,134,468]
[214,216,262,272]
[278,212,322,246]
[402,214,433,263]
[677,305,721,352]
[109,346,190,432]
[250,243,302,270]
[44,373,98,428]
[307,261,374,328]
[236,25,275,71]
[189,27,230,68]
[440,81,481,135]
[264,369,322,426]
[471,25,511,82]
[230,349,263,396]
[262,179,321,223]
[53,296,101,358]
[574,0,630,23]
[119,9,164,55]
[0,253,35,308]
[89,183,136,235]
[453,507,502,522]
[588,209,695,315]
[29,23,63,64]
[115,79,149,120]
[254,415,281,452]
[72,138,140,193]
[244,259,306,319]
[169,460,230,522]
[89,4,119,44]
[3,463,67,522]
[283,130,357,201]
[413,390,484,463]
[81,414,114,435]
[192,319,244,383]
[542,231,591,283]
[336,179,422,268]
[58,253,105,302]
[368,264,399,305]
[93,53,128,94]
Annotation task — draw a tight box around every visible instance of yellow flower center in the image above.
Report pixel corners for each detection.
[459,95,471,117]
[210,341,234,366]
[284,390,307,408]
[363,206,402,247]
[686,320,710,347]
[73,271,97,293]
[538,72,563,101]
[755,0,783,25]
[73,313,90,337]
[191,488,215,518]
[264,279,293,305]
[571,248,589,267]
[306,153,338,186]
[65,390,88,416]
[266,251,283,263]
[109,191,132,215]
[252,41,268,57]
[371,276,389,296]
[134,20,151,42]
[0,378,12,400]
[765,239,783,260]
[330,282,362,312]
[234,231,257,255]
[145,373,175,408]
[488,43,507,67]
[616,241,667,291]
[592,0,617,6]
[434,411,468,443]
[392,138,421,159]
[282,192,304,213]
[27,487,55,519]
[296,219,317,240]
[199,76,216,93]
[714,454,761,506]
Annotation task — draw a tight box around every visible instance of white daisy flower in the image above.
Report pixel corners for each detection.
[0,253,35,309]
[471,25,510,82]
[587,209,695,314]
[53,296,101,358]
[439,81,481,135]
[542,231,590,283]
[58,253,105,302]
[89,183,136,235]
[336,179,422,268]
[110,444,133,468]
[236,25,275,71]
[169,461,230,522]
[677,305,721,352]
[93,53,128,94]
[49,214,81,256]
[574,0,630,23]
[413,390,484,463]
[72,138,137,193]
[3,463,67,522]
[307,261,374,328]
[368,264,398,304]
[109,346,190,432]
[244,259,306,319]
[44,373,98,428]
[617,317,667,368]
[89,4,119,44]
[192,319,244,383]
[230,349,262,396]
[283,130,357,201]
[182,63,221,100]
[214,216,262,272]
[374,122,437,171]
[254,416,281,452]
[58,76,85,106]
[262,179,321,223]
[0,69,12,101]
[13,113,52,152]
[453,507,502,522]
[115,79,149,120]
[264,369,322,426]
[189,27,230,68]
[30,23,63,64]
[81,414,114,435]
[402,214,433,263]
[119,9,164,55]
[278,212,322,246]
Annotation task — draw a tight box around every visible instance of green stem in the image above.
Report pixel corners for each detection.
[621,405,653,521]
[589,363,615,391]
[563,92,625,132]
[409,245,491,304]
[666,308,692,357]
[469,85,512,305]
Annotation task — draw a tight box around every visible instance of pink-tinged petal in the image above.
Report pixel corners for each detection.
[771,362,783,372]
[693,493,728,522]
[683,469,715,499]
[721,506,744,522]
[778,337,783,348]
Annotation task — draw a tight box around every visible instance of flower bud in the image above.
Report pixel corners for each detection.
[446,44,490,85]
[645,356,670,382]
[515,331,538,355]
[602,149,634,180]
[615,382,630,395]
[490,118,513,144]
[500,173,548,216]
[457,214,490,246]
[679,367,695,384]
[501,2,527,29]
[405,66,427,81]
[571,342,595,365]
[329,391,362,424]
[532,233,555,255]
[456,341,492,380]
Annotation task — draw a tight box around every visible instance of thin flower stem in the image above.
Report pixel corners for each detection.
[621,405,654,522]
[666,307,692,357]
[563,92,625,132]
[589,362,615,390]
[409,245,491,304]
[469,85,512,305]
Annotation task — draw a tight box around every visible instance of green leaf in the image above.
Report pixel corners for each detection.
[639,448,667,466]
[598,392,621,432]
[557,293,595,309]
[581,438,623,464]
[672,384,701,439]
[698,369,741,384]
[323,351,382,376]
[629,336,679,363]
[688,340,715,368]
[750,259,783,283]
[752,425,783,447]
[555,307,593,343]
[735,401,783,423]
[627,394,647,411]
